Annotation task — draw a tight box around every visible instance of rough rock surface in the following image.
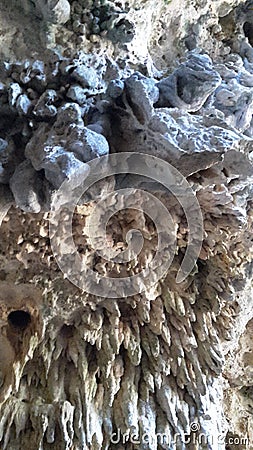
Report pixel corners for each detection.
[0,0,252,449]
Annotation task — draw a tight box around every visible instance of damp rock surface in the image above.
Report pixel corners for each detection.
[0,1,252,450]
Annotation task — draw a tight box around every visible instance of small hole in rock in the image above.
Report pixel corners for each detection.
[60,324,74,338]
[8,310,31,330]
[243,21,253,46]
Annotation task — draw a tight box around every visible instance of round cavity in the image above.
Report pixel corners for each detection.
[8,310,31,330]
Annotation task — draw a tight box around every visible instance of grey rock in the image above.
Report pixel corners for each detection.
[26,117,109,171]
[106,79,124,98]
[123,72,160,123]
[156,53,222,111]
[0,138,7,153]
[55,102,83,128]
[33,90,58,119]
[213,56,253,133]
[0,62,11,80]
[16,94,33,115]
[20,60,47,92]
[0,139,18,184]
[9,160,44,213]
[0,139,8,183]
[66,85,87,105]
[0,184,13,225]
[43,49,61,82]
[8,82,22,107]
[72,65,98,89]
[86,111,111,138]
[24,104,82,170]
[40,146,90,189]
[107,19,135,43]
[60,52,107,95]
[0,82,5,93]
[25,102,109,191]
[24,123,49,171]
[67,127,109,161]
[37,0,70,24]
[126,72,159,103]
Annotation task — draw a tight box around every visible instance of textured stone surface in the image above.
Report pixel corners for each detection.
[9,160,45,213]
[0,0,252,449]
[156,53,222,111]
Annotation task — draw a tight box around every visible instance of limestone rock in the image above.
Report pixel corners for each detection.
[25,103,109,191]
[0,0,252,449]
[156,53,222,111]
[9,160,45,213]
[33,90,58,119]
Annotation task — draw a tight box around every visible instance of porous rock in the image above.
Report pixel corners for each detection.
[0,0,252,449]
[9,160,45,213]
[156,52,222,111]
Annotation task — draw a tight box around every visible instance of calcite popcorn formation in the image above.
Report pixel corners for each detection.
[0,0,252,449]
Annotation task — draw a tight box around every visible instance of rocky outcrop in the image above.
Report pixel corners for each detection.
[0,0,252,449]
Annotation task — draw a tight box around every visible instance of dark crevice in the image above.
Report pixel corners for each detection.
[8,310,31,330]
[243,21,253,46]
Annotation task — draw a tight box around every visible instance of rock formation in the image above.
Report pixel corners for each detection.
[0,0,252,449]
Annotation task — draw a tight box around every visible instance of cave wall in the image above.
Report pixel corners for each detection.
[0,0,252,449]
